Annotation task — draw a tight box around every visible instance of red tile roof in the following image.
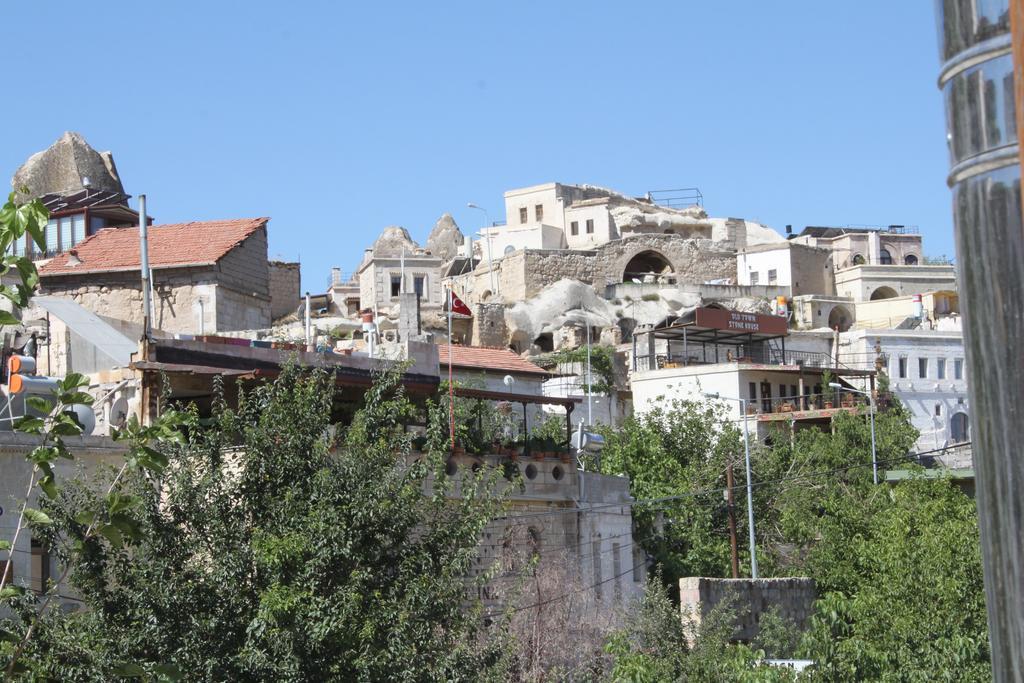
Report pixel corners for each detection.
[438,345,550,377]
[39,218,269,276]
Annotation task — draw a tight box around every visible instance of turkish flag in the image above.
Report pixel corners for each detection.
[447,290,472,317]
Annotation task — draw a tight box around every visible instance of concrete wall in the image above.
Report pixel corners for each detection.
[503,183,565,229]
[679,577,817,644]
[0,433,127,604]
[268,261,301,321]
[737,243,833,296]
[358,256,444,313]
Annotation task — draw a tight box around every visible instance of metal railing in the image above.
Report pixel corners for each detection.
[646,188,703,209]
[634,347,834,372]
[748,391,877,416]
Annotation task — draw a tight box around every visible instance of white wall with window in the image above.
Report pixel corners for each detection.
[841,328,969,455]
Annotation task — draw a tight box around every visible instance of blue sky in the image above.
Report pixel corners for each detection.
[3,1,953,290]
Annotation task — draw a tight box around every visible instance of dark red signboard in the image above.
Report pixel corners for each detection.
[694,307,788,336]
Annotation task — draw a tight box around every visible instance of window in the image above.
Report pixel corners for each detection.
[790,385,798,400]
[30,538,50,593]
[750,272,760,285]
[905,254,919,265]
[918,357,928,378]
[586,219,594,234]
[413,275,425,297]
[937,358,946,379]
[59,217,72,252]
[879,248,893,265]
[570,221,579,236]
[954,358,964,380]
[779,384,787,401]
[852,254,866,265]
[748,382,757,401]
[935,403,942,417]
[45,219,58,254]
[534,204,544,222]
[768,269,778,285]
[519,207,528,224]
[390,274,401,297]
[760,381,772,414]
[898,356,908,378]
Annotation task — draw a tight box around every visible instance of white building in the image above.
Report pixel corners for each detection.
[735,242,835,296]
[630,307,878,443]
[841,324,970,464]
[478,183,714,263]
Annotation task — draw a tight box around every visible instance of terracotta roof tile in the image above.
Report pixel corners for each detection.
[438,345,550,377]
[39,218,269,277]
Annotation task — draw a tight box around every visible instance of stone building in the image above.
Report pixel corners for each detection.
[10,132,140,260]
[356,214,466,315]
[464,234,737,305]
[37,217,273,334]
[268,260,301,321]
[790,224,924,269]
[736,242,835,297]
[479,182,713,261]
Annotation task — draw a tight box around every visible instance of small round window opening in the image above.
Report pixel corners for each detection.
[445,459,458,477]
[552,465,564,481]
[524,464,538,480]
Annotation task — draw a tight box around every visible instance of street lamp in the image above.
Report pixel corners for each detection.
[703,391,758,579]
[467,203,496,297]
[830,383,878,485]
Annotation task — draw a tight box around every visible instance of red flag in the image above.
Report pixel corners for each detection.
[447,291,472,317]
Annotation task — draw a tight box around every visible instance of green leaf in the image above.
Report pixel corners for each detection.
[38,474,58,500]
[112,663,146,677]
[74,510,97,526]
[23,508,53,525]
[52,420,84,436]
[98,524,123,548]
[154,664,183,681]
[0,540,10,551]
[25,396,54,414]
[0,310,19,327]
[14,416,45,434]
[0,627,19,643]
[0,585,24,600]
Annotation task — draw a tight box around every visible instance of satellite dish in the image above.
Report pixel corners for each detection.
[65,404,96,436]
[109,397,129,428]
[503,375,515,387]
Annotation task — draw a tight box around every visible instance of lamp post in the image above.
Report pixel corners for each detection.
[467,203,496,297]
[566,309,597,425]
[830,382,877,485]
[704,391,758,578]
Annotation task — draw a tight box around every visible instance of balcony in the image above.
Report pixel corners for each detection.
[635,347,835,373]
[749,392,886,422]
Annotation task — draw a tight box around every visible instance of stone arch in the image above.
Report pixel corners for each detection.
[904,254,919,265]
[852,253,866,265]
[879,248,894,265]
[951,411,970,442]
[622,250,674,283]
[827,305,853,332]
[870,286,899,300]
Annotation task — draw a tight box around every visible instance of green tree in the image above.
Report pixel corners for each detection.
[595,399,742,583]
[799,477,989,681]
[18,365,506,681]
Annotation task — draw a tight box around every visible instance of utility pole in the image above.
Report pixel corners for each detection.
[726,460,739,579]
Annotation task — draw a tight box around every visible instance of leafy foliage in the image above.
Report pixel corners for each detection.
[596,398,743,582]
[19,365,505,681]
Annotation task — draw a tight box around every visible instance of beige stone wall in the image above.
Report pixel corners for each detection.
[789,243,835,296]
[268,261,301,320]
[679,576,817,644]
[498,236,737,302]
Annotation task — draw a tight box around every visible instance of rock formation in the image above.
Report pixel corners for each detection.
[12,131,124,199]
[425,213,464,261]
[371,225,419,257]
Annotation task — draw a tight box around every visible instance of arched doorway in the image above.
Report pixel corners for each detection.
[951,412,969,442]
[879,248,894,265]
[827,305,853,332]
[870,286,899,300]
[623,250,673,283]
